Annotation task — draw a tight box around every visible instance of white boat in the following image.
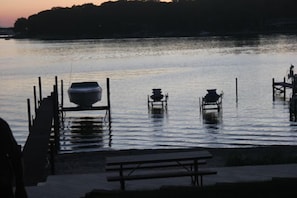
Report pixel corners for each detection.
[68,81,102,107]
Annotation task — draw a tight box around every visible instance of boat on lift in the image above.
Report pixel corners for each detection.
[68,81,102,107]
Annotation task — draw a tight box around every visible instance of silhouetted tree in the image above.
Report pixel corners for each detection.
[13,0,297,39]
[14,18,28,34]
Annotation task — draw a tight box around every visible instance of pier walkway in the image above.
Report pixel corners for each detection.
[22,94,54,186]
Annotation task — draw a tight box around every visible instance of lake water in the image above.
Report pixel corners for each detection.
[1,35,297,152]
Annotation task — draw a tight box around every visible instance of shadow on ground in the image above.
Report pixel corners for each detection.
[85,178,297,198]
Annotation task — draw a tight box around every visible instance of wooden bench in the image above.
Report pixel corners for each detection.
[105,150,217,190]
[105,160,207,171]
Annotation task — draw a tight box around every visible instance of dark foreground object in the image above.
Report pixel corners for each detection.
[85,178,297,198]
[0,118,28,198]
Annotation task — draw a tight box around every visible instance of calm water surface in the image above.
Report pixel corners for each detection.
[1,35,297,152]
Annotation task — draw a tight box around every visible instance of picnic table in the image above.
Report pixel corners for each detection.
[105,150,217,190]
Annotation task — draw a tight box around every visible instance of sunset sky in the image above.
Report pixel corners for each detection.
[0,0,107,27]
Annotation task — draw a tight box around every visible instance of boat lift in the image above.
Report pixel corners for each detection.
[147,88,168,109]
[200,89,223,112]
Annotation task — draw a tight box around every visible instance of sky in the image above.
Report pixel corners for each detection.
[0,0,107,27]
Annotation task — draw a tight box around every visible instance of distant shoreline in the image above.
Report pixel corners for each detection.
[10,30,297,41]
[11,1,297,41]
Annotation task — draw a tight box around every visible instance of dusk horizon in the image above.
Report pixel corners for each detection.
[0,0,107,27]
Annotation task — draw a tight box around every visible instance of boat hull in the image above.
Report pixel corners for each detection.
[68,82,102,107]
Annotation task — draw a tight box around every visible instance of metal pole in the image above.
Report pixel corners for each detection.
[236,78,238,103]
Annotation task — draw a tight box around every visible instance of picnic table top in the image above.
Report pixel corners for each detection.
[106,150,212,166]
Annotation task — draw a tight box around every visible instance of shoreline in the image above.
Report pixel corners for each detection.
[12,31,297,41]
[52,145,297,175]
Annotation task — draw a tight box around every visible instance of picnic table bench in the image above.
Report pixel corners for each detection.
[105,150,217,190]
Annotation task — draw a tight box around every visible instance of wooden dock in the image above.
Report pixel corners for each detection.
[22,93,56,186]
[272,69,297,121]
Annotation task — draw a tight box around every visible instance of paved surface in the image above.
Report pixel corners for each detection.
[26,163,297,198]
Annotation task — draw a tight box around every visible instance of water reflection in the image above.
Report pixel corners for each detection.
[3,35,297,149]
[202,111,222,132]
[60,116,111,152]
[228,35,261,47]
[148,107,168,129]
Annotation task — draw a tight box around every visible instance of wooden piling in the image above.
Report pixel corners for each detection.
[38,76,42,102]
[283,77,286,101]
[27,98,31,131]
[107,78,111,127]
[33,86,37,111]
[61,79,64,108]
[272,78,275,101]
[53,83,60,153]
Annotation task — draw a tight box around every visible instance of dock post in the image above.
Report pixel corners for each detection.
[293,76,297,96]
[61,80,64,109]
[55,76,58,95]
[60,79,64,122]
[290,96,297,122]
[283,77,286,101]
[54,75,59,124]
[33,86,37,112]
[53,84,60,153]
[106,78,111,129]
[27,98,31,132]
[272,78,275,101]
[38,76,42,103]
[290,98,293,121]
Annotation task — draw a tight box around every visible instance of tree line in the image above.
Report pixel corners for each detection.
[14,0,297,39]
